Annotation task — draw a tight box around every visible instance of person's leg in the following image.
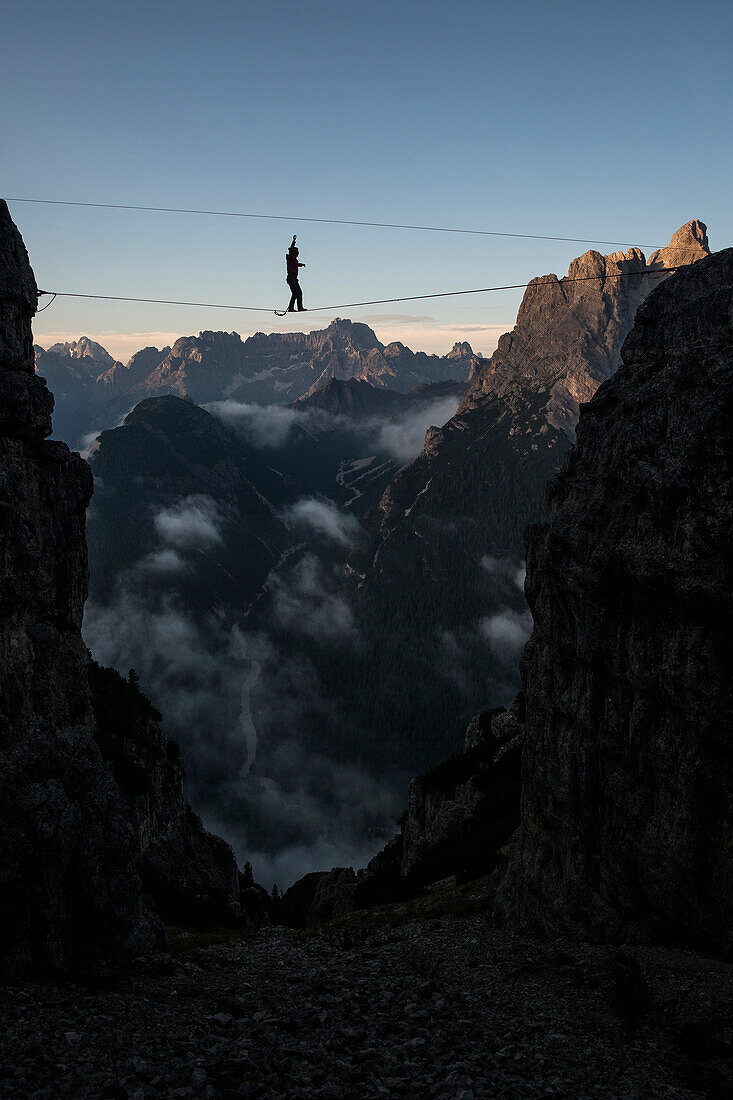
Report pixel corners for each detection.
[295,279,305,310]
[287,276,297,311]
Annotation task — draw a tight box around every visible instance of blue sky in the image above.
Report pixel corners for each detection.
[3,0,731,360]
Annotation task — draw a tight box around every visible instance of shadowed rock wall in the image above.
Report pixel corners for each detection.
[0,201,241,976]
[0,200,164,975]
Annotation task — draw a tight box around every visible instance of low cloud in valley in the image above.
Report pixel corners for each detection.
[205,400,312,448]
[481,554,526,592]
[282,496,360,546]
[374,396,461,463]
[207,394,461,467]
[154,494,223,549]
[270,554,358,642]
[478,608,533,663]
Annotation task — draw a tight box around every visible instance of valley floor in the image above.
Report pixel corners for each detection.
[1,881,730,1099]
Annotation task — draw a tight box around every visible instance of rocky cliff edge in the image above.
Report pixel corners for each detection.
[496,246,733,953]
[0,201,248,977]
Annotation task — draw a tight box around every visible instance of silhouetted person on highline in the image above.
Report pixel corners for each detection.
[286,235,306,311]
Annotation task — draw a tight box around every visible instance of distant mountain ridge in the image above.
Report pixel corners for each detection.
[291,376,467,420]
[104,320,474,410]
[33,338,125,445]
[35,319,475,448]
[46,336,118,370]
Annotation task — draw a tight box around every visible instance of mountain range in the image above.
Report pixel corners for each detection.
[35,321,475,448]
[86,373,470,608]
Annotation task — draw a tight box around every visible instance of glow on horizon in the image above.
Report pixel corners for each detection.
[32,319,509,365]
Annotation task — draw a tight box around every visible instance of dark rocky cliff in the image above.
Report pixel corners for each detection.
[497,248,732,953]
[397,707,522,890]
[0,201,242,977]
[0,200,163,975]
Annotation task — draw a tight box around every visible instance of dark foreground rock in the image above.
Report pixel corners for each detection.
[1,897,731,1099]
[0,200,163,975]
[0,202,244,977]
[497,248,733,953]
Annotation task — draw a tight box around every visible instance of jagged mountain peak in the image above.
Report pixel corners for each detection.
[121,392,205,427]
[112,393,252,463]
[169,330,244,356]
[0,201,37,315]
[459,219,711,437]
[293,374,468,421]
[292,376,410,419]
[446,341,474,359]
[318,318,381,351]
[245,318,381,353]
[46,336,116,368]
[124,344,170,370]
[565,244,646,282]
[648,218,709,268]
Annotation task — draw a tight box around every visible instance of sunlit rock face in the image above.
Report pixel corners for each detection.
[460,220,710,438]
[497,248,733,954]
[102,321,475,406]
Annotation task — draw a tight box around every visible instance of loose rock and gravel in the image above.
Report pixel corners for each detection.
[1,881,731,1099]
